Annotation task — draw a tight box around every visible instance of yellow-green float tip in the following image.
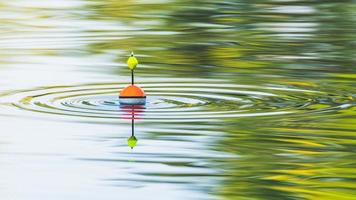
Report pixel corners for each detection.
[127,52,138,70]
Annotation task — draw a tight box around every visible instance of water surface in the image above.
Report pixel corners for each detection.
[0,1,356,200]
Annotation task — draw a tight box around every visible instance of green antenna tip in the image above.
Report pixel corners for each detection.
[128,135,138,149]
[127,52,138,70]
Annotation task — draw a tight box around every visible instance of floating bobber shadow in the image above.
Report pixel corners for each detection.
[121,105,145,149]
[128,106,137,149]
[119,52,146,105]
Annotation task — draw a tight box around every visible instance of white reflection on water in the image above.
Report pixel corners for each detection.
[0,116,220,200]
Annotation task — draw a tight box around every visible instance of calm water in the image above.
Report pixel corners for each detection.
[0,0,356,199]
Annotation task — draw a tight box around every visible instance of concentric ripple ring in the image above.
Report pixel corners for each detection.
[0,82,352,122]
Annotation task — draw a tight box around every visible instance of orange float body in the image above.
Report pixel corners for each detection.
[119,85,146,105]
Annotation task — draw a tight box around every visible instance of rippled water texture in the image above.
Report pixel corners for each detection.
[0,1,356,200]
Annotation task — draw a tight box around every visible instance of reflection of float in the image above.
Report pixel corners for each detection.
[121,105,145,149]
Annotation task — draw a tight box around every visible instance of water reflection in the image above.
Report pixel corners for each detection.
[121,105,145,149]
[0,0,356,200]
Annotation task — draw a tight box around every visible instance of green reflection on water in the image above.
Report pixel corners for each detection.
[87,1,356,199]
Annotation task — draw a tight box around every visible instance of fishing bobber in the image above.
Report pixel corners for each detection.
[119,52,147,105]
[119,85,146,105]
